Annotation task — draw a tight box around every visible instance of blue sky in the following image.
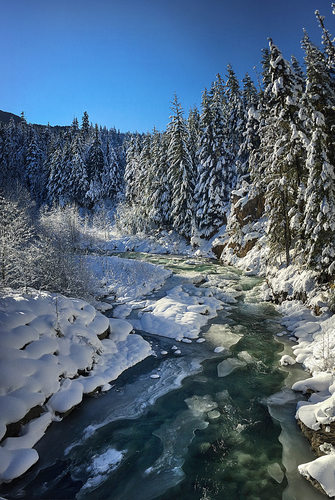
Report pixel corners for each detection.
[1,0,333,132]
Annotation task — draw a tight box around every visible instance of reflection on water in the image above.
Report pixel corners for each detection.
[1,253,323,500]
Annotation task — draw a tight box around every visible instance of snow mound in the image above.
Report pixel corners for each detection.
[280,355,296,366]
[0,289,152,484]
[133,284,222,340]
[299,455,335,497]
[86,255,171,301]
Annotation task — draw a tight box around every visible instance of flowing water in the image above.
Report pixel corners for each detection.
[1,254,324,500]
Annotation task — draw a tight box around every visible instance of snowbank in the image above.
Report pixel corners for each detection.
[0,289,152,483]
[86,254,171,301]
[278,299,335,495]
[299,455,335,498]
[82,227,192,256]
[132,283,222,341]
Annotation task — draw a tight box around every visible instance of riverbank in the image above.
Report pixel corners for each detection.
[1,254,310,500]
[216,234,335,498]
[1,248,333,498]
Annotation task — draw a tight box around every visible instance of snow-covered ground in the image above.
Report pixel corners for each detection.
[274,299,335,497]
[81,223,227,260]
[86,254,172,302]
[0,289,152,484]
[81,227,193,256]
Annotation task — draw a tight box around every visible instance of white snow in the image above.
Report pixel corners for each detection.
[132,284,222,341]
[86,254,171,301]
[299,455,335,497]
[0,287,153,484]
[280,355,296,366]
[277,297,335,492]
[214,346,225,353]
[80,447,125,492]
[292,373,334,394]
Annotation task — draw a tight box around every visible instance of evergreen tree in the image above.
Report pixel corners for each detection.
[291,55,306,93]
[67,134,89,203]
[237,74,260,182]
[315,8,335,79]
[167,95,194,239]
[242,73,258,109]
[225,64,244,163]
[86,125,105,183]
[71,117,79,135]
[47,136,71,205]
[195,87,231,238]
[25,130,45,203]
[149,130,171,227]
[187,106,200,174]
[260,39,306,266]
[124,135,141,204]
[301,32,335,276]
[81,111,90,137]
[0,194,34,287]
[101,143,123,201]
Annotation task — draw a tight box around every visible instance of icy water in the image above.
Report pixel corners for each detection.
[1,254,324,500]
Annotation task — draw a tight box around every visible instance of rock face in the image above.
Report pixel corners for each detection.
[298,419,335,458]
[212,242,225,260]
[231,192,264,227]
[212,186,264,261]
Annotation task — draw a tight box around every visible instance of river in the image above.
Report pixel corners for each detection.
[2,254,325,500]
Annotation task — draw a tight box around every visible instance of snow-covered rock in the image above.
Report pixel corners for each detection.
[299,455,335,497]
[280,355,296,366]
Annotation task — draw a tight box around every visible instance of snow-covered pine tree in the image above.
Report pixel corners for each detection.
[249,48,274,197]
[291,56,306,93]
[0,194,34,287]
[167,95,194,239]
[81,111,90,138]
[261,39,306,266]
[149,130,171,228]
[237,74,260,182]
[187,106,200,175]
[195,85,231,238]
[47,135,71,205]
[124,135,142,204]
[315,8,335,80]
[224,65,243,189]
[85,126,105,206]
[301,32,335,276]
[86,125,105,183]
[25,129,45,203]
[67,133,89,204]
[242,73,259,109]
[71,117,79,135]
[101,142,124,202]
[0,119,25,190]
[137,132,153,213]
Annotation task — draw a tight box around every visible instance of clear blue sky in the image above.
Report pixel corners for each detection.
[1,0,333,132]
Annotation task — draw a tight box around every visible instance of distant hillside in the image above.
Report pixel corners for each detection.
[0,110,22,124]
